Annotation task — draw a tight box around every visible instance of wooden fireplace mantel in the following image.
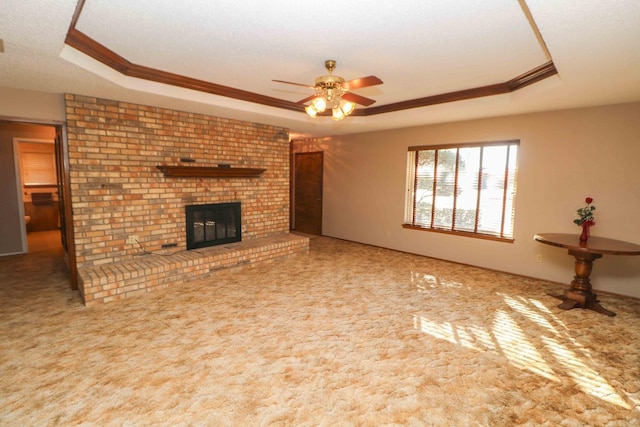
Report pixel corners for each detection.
[156,165,266,178]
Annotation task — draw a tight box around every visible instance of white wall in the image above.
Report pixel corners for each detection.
[0,86,65,122]
[294,102,640,298]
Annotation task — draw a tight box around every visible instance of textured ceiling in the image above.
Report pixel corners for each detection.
[1,1,640,137]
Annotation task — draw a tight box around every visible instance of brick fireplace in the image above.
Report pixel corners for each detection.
[65,94,308,305]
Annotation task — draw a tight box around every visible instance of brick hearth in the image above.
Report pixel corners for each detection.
[79,233,309,306]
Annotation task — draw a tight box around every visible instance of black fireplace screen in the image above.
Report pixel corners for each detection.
[185,202,241,250]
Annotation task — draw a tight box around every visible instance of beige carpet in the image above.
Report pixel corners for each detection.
[1,232,639,426]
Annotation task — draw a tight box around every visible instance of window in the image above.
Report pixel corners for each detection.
[404,140,519,241]
[18,140,57,186]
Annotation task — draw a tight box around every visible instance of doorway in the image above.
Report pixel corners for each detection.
[293,151,323,235]
[0,120,77,289]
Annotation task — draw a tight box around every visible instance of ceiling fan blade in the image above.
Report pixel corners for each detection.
[342,92,377,107]
[342,75,383,91]
[296,94,318,105]
[272,79,315,89]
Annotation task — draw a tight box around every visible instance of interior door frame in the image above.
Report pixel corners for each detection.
[56,125,78,290]
[1,117,77,290]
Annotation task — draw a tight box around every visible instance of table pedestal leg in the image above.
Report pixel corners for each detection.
[548,250,616,317]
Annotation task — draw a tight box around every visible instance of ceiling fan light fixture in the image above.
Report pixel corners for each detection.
[306,94,356,121]
[287,60,381,121]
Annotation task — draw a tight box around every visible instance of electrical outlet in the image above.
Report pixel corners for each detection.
[127,235,139,245]
[536,254,543,263]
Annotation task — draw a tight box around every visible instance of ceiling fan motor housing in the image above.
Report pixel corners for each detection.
[315,60,346,100]
[314,59,346,97]
[315,75,346,92]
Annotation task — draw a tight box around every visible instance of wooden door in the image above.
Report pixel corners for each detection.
[294,152,323,235]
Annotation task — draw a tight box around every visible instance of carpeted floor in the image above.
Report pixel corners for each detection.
[1,231,639,426]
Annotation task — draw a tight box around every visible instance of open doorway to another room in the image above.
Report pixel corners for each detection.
[0,121,63,256]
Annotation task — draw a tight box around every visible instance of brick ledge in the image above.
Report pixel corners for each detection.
[78,233,310,306]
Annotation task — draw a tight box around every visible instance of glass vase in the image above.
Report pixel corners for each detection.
[579,222,591,242]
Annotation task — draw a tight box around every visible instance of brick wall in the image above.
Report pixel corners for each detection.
[65,94,290,272]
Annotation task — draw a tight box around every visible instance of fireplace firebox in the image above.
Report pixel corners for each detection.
[186,202,241,250]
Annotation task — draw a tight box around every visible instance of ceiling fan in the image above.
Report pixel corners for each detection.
[273,60,383,120]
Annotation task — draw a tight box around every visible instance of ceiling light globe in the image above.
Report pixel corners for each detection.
[312,97,327,113]
[341,100,355,116]
[305,104,318,117]
[332,107,345,121]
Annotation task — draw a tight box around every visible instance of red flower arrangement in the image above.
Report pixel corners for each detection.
[574,197,596,226]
